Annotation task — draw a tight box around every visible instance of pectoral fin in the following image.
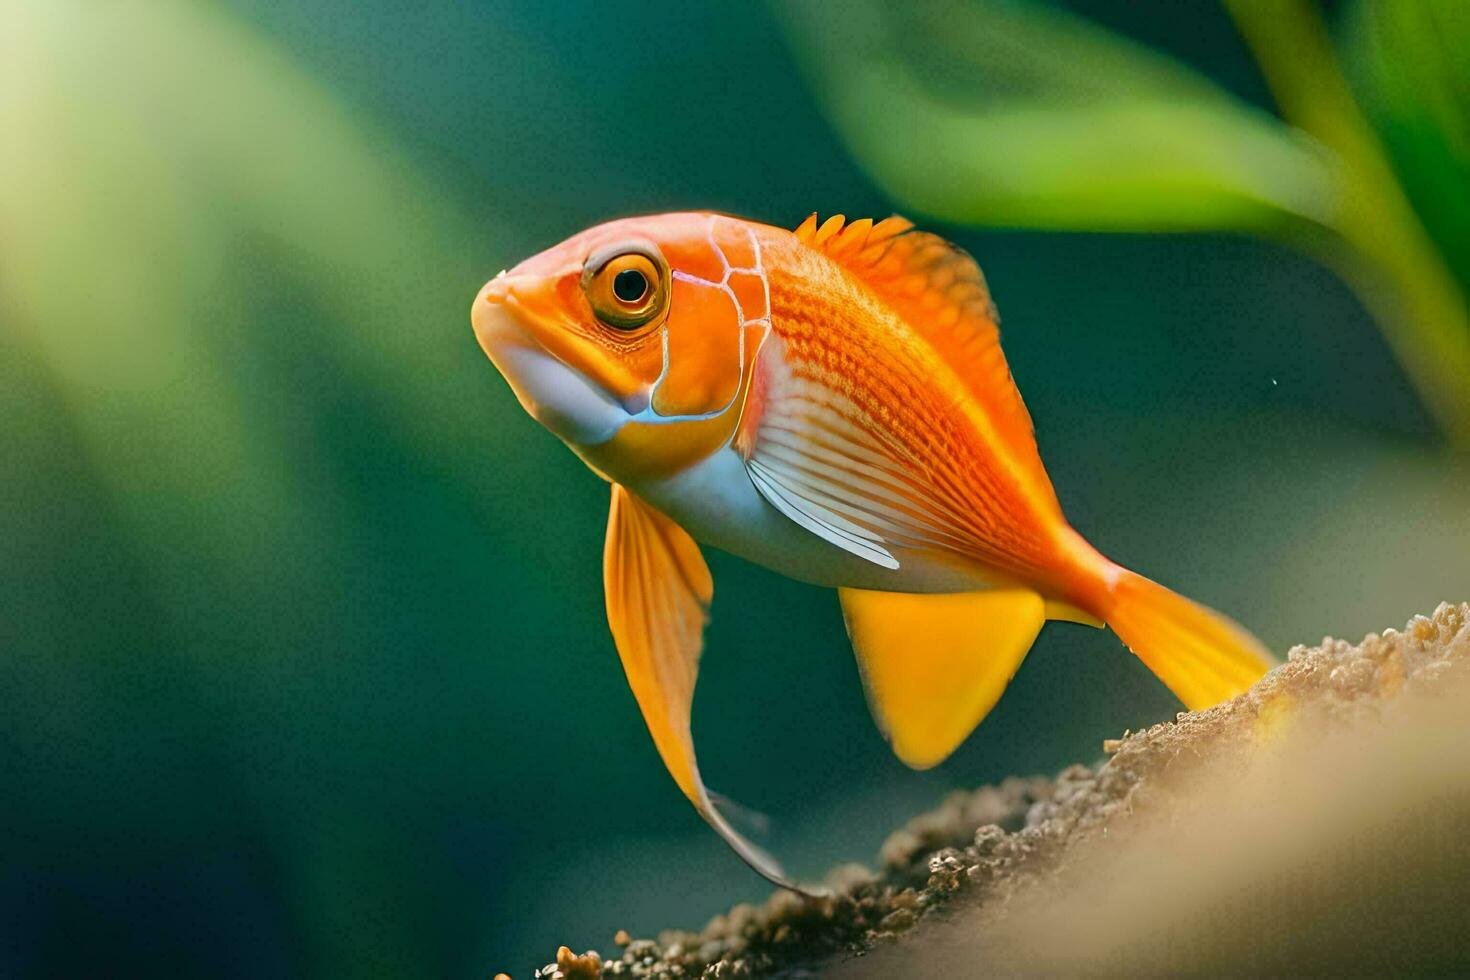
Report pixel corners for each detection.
[604,484,802,890]
[745,452,900,569]
[839,587,1046,769]
[737,336,980,572]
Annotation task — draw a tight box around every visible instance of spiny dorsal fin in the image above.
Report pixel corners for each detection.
[794,212,996,327]
[794,213,1056,513]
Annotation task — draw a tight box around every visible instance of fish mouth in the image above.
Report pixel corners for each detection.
[472,279,628,446]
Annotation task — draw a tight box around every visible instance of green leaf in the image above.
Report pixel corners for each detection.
[1344,0,1470,295]
[0,0,498,589]
[775,0,1337,233]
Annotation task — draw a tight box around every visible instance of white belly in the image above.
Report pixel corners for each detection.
[630,448,993,593]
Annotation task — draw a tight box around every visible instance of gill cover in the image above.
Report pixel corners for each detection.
[645,215,772,422]
[573,213,776,478]
[567,213,774,426]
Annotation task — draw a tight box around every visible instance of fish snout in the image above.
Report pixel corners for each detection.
[474,270,518,319]
[480,271,512,305]
[470,271,627,446]
[472,273,535,355]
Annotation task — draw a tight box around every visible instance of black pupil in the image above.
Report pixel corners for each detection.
[613,268,648,304]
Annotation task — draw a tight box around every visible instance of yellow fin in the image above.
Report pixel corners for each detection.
[1045,598,1104,628]
[604,485,802,890]
[838,587,1046,769]
[1105,569,1276,710]
[794,213,1058,514]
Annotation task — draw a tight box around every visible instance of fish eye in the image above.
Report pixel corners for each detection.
[582,243,668,332]
[613,268,648,303]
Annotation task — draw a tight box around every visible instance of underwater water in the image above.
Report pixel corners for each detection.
[2,1,1466,976]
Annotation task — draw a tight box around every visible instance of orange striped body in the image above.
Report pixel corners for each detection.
[470,210,1274,891]
[738,221,1111,612]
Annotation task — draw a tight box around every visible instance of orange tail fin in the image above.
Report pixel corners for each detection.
[1105,569,1276,710]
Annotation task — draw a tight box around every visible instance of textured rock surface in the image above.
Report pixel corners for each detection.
[521,603,1470,979]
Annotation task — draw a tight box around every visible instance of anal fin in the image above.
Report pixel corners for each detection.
[839,588,1046,769]
[1044,598,1104,628]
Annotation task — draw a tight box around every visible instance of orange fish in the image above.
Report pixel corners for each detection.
[472,212,1273,888]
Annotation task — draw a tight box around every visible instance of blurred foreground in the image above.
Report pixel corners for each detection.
[525,601,1470,977]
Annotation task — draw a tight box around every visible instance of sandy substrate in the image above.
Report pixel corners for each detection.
[521,602,1470,979]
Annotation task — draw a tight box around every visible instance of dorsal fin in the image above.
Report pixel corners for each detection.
[794,212,996,325]
[794,213,1057,513]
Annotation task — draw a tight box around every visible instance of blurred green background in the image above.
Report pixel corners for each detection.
[2,0,1467,976]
